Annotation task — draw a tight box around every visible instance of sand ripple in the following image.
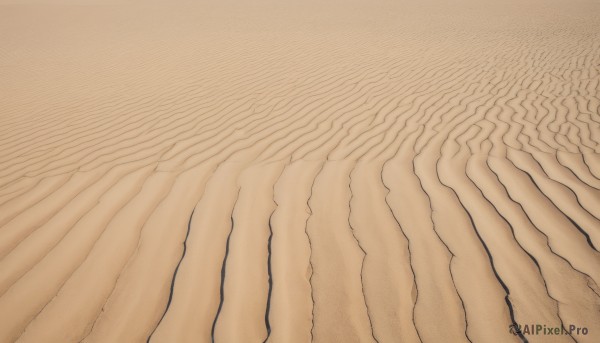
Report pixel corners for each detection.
[1,0,599,342]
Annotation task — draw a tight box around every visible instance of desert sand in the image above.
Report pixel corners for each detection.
[1,0,599,342]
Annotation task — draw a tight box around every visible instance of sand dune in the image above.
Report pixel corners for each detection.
[1,0,599,341]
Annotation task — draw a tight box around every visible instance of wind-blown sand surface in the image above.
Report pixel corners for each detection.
[1,0,600,342]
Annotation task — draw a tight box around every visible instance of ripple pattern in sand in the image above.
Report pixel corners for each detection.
[1,0,600,342]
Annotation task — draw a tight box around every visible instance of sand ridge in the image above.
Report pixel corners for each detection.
[1,0,600,342]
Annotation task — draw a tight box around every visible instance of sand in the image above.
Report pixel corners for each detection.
[1,0,599,341]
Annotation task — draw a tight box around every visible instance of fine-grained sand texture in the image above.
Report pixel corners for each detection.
[1,0,600,342]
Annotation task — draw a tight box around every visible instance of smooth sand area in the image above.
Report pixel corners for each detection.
[1,0,599,342]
